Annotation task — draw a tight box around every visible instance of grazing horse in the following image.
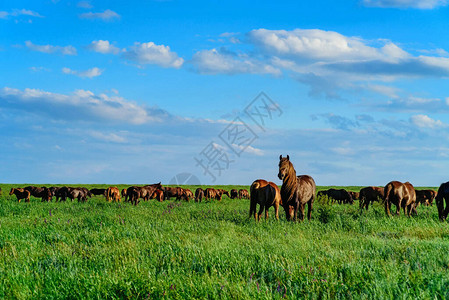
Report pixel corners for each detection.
[238,189,249,199]
[195,188,205,202]
[151,189,164,202]
[436,182,449,221]
[217,189,230,199]
[359,186,384,210]
[318,189,353,205]
[205,188,217,200]
[69,187,90,202]
[384,181,417,216]
[349,191,359,201]
[121,188,128,202]
[230,189,238,199]
[415,189,437,207]
[249,179,282,221]
[278,155,316,221]
[90,188,107,197]
[106,187,121,202]
[24,186,52,202]
[163,187,183,200]
[182,189,194,201]
[9,188,31,203]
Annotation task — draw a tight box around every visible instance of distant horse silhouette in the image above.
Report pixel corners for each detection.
[278,155,316,221]
[249,179,282,221]
[195,188,205,202]
[359,186,384,210]
[9,188,31,203]
[436,182,449,221]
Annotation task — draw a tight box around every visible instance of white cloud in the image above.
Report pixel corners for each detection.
[249,28,408,62]
[79,9,120,21]
[365,84,401,98]
[25,41,77,55]
[362,0,448,9]
[124,42,184,68]
[62,67,103,78]
[231,144,265,156]
[77,1,93,9]
[191,48,281,75]
[88,40,121,54]
[89,130,127,143]
[410,114,447,128]
[29,66,50,72]
[0,9,43,19]
[0,87,167,124]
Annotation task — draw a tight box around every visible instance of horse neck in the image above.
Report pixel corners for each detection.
[281,163,297,198]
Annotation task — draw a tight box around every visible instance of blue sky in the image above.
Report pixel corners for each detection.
[1,0,449,186]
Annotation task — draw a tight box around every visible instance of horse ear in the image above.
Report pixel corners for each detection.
[287,155,290,160]
[279,155,282,160]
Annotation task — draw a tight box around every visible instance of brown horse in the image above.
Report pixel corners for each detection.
[278,155,316,221]
[121,188,128,201]
[249,179,282,221]
[436,182,449,221]
[415,189,437,207]
[359,186,384,210]
[238,189,249,199]
[9,188,31,203]
[195,188,205,202]
[106,187,121,202]
[384,181,417,216]
[349,191,359,201]
[151,189,164,202]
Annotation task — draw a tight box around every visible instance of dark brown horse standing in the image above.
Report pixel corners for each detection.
[195,188,205,202]
[384,181,417,216]
[359,186,384,210]
[436,182,449,221]
[249,179,282,221]
[9,188,31,203]
[278,155,316,221]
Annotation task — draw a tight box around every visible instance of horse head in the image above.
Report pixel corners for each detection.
[278,155,290,180]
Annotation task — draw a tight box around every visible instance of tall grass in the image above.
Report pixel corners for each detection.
[0,184,448,299]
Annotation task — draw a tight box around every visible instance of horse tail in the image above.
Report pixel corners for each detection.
[384,183,393,215]
[436,183,446,220]
[249,181,261,218]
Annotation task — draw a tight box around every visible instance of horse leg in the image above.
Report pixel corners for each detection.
[257,205,264,222]
[385,200,391,216]
[249,199,256,219]
[443,197,449,220]
[395,200,401,215]
[366,200,370,210]
[274,203,279,221]
[298,203,305,221]
[307,199,313,221]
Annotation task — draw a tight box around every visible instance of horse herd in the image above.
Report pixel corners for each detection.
[5,184,251,206]
[4,155,449,222]
[249,155,449,222]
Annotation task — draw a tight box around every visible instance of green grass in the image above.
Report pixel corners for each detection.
[0,184,448,299]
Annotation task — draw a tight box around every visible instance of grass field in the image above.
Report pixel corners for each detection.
[1,184,448,299]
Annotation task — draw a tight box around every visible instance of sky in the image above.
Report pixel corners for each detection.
[1,0,449,186]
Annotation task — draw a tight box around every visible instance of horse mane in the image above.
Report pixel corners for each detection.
[280,158,297,202]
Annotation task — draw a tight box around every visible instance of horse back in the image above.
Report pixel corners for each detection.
[296,175,316,203]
